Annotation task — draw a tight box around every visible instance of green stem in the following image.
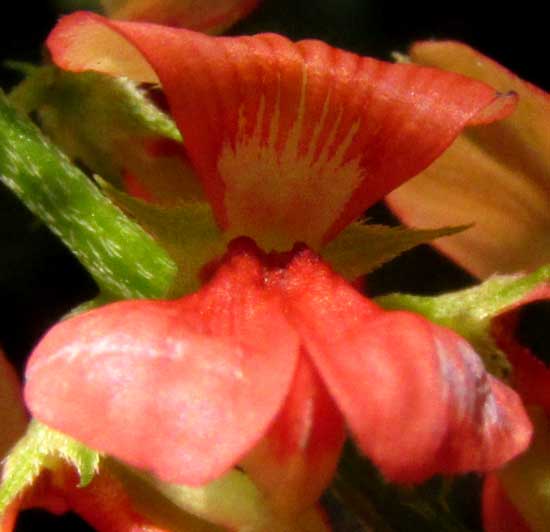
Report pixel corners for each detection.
[0,91,176,301]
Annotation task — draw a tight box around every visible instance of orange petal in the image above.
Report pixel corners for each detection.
[0,500,20,532]
[272,250,532,483]
[0,348,27,459]
[122,169,156,202]
[387,41,550,278]
[242,354,346,516]
[25,246,300,486]
[47,13,515,250]
[101,0,259,34]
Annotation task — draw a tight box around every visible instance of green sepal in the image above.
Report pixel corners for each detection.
[104,459,226,532]
[10,66,180,142]
[376,264,550,377]
[0,90,176,301]
[9,67,203,204]
[102,182,227,296]
[330,443,478,532]
[322,222,468,280]
[0,420,100,514]
[113,460,328,532]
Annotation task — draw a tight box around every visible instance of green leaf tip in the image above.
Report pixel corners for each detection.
[0,421,100,515]
[115,460,327,532]
[322,222,468,280]
[102,181,226,296]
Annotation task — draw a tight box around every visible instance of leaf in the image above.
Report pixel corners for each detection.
[101,459,226,532]
[0,421,100,515]
[10,66,180,141]
[103,182,226,295]
[0,91,176,300]
[322,222,468,280]
[376,264,550,377]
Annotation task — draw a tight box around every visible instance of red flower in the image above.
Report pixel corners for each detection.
[1,349,175,532]
[24,11,532,518]
[26,239,531,511]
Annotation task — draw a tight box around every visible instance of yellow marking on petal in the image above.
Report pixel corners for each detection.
[218,70,364,251]
[266,75,282,150]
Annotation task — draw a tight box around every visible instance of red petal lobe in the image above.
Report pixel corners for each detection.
[25,250,300,486]
[273,252,532,482]
[243,354,346,515]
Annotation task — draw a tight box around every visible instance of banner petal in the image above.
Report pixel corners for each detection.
[47,13,516,250]
[25,249,300,486]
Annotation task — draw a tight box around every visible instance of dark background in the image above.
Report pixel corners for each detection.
[0,1,547,529]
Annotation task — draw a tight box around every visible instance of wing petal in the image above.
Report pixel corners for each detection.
[25,249,299,486]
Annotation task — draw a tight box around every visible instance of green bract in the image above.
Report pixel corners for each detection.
[323,222,467,281]
[102,182,225,295]
[0,421,100,514]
